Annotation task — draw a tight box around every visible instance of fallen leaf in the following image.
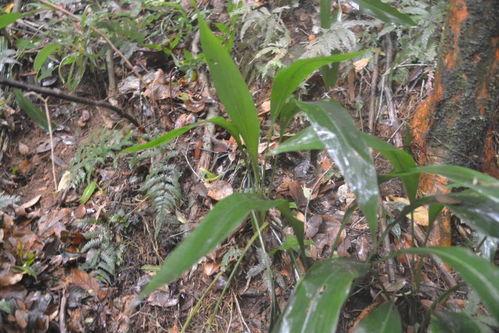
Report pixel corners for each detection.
[65,269,107,301]
[389,196,429,226]
[205,180,233,201]
[57,170,72,192]
[0,271,24,287]
[18,143,29,155]
[147,290,179,307]
[353,57,370,72]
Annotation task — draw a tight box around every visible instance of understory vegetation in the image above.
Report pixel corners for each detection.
[0,0,497,332]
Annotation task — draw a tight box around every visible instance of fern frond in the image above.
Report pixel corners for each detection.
[0,192,19,210]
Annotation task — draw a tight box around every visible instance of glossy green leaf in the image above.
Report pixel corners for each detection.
[273,127,419,201]
[418,166,499,204]
[273,258,368,333]
[391,166,499,204]
[0,12,22,29]
[360,132,418,202]
[34,43,60,73]
[438,191,499,238]
[271,51,365,121]
[402,247,499,321]
[272,127,324,154]
[320,62,340,89]
[140,194,290,297]
[278,100,301,135]
[278,202,306,256]
[123,117,239,153]
[14,89,50,131]
[296,101,380,236]
[355,302,402,333]
[80,181,97,204]
[199,19,259,162]
[430,311,492,333]
[352,0,416,26]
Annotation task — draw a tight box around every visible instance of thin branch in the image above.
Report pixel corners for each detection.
[0,78,142,129]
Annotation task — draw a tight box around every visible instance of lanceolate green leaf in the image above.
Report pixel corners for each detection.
[352,0,416,26]
[273,258,368,333]
[355,302,402,333]
[389,165,499,204]
[14,89,50,131]
[417,165,499,204]
[272,127,324,154]
[34,43,60,73]
[360,132,418,202]
[439,191,499,238]
[296,101,380,236]
[80,181,97,204]
[140,194,291,297]
[271,51,365,121]
[430,311,490,333]
[199,19,260,162]
[0,12,22,29]
[123,117,239,153]
[402,247,499,321]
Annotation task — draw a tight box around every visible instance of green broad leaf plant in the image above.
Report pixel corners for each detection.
[124,13,499,333]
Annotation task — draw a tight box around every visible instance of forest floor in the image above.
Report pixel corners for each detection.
[0,1,463,332]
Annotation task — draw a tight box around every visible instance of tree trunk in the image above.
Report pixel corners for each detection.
[410,0,498,245]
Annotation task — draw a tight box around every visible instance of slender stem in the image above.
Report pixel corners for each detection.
[182,269,225,333]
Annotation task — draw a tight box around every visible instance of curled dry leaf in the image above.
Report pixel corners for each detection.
[353,57,370,72]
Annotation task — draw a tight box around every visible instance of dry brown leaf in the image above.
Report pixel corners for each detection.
[65,269,107,301]
[0,271,24,287]
[389,196,429,226]
[18,143,29,155]
[203,261,220,276]
[205,180,233,201]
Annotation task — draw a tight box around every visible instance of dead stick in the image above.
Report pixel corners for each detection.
[0,78,142,129]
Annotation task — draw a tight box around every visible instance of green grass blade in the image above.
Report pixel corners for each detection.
[354,302,402,333]
[140,194,288,297]
[296,101,380,237]
[273,258,368,333]
[123,117,239,153]
[14,89,51,131]
[271,51,366,121]
[199,19,259,162]
[402,247,499,321]
[352,0,416,26]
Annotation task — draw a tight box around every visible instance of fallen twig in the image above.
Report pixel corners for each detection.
[0,78,143,129]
